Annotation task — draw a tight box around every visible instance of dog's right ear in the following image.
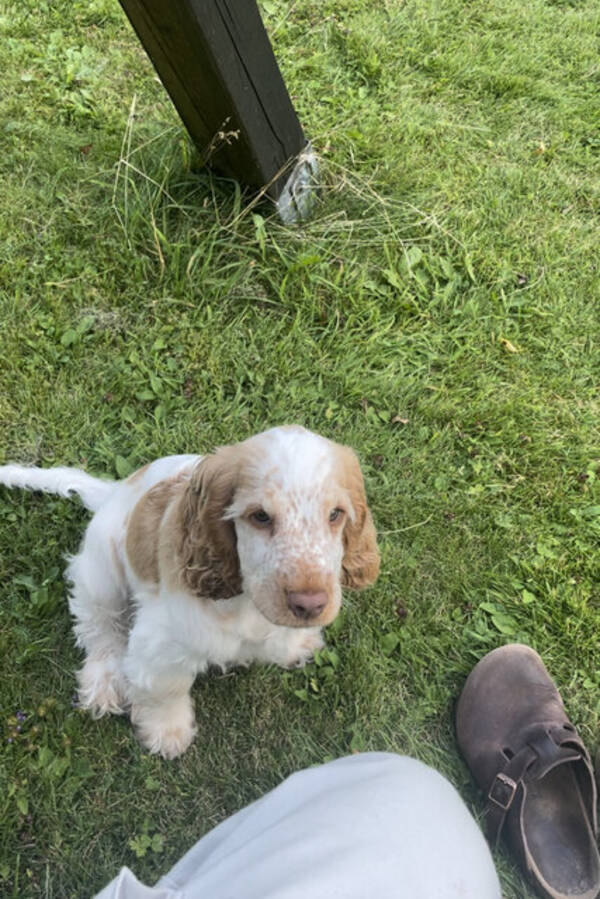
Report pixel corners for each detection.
[177,448,242,599]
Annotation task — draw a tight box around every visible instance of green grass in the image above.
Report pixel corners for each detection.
[1,0,599,895]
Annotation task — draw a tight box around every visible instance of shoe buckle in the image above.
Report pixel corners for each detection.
[488,772,517,811]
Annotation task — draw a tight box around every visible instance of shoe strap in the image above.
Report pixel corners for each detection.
[484,723,584,846]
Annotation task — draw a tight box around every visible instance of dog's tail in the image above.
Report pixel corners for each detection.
[0,464,116,512]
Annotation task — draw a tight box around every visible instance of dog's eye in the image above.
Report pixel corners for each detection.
[250,509,272,528]
[329,508,345,523]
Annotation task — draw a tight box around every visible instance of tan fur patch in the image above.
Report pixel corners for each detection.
[125,476,185,584]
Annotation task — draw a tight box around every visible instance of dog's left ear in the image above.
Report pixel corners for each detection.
[337,446,380,589]
[177,447,242,599]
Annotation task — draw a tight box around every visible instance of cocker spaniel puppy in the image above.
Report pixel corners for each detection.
[0,426,379,758]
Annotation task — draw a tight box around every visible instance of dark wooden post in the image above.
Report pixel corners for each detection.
[117,0,317,219]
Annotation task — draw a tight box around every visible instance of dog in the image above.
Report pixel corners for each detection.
[0,425,379,757]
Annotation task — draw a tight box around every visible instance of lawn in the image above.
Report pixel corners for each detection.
[1,0,599,896]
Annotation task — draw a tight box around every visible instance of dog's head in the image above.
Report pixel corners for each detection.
[178,426,380,628]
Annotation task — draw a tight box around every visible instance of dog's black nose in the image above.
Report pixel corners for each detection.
[286,590,327,620]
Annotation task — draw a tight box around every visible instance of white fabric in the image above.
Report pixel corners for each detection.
[94,753,501,899]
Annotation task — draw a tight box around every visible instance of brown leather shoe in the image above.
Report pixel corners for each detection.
[456,644,600,899]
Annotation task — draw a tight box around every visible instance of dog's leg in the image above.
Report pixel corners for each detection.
[122,604,198,759]
[128,678,197,760]
[66,519,129,717]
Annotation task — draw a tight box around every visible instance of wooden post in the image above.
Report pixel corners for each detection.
[117,0,317,219]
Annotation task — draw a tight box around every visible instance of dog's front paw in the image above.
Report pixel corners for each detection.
[139,721,197,760]
[285,629,325,669]
[131,694,197,759]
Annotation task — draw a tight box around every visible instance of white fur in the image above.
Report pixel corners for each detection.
[0,463,115,511]
[0,428,377,758]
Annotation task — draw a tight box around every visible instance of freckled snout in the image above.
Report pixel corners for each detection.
[286,589,328,621]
